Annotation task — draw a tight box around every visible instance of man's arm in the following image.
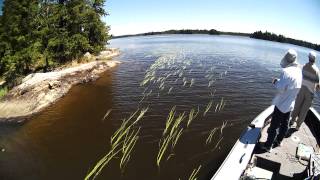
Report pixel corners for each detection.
[273,71,288,91]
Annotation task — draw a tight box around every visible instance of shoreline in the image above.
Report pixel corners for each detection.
[0,48,121,124]
[112,31,319,52]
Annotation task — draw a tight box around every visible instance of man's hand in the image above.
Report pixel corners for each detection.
[316,84,320,91]
[272,78,279,84]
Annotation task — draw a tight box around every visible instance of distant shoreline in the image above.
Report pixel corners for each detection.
[112,29,320,51]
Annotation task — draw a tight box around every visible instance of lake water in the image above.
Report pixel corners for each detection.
[0,35,319,180]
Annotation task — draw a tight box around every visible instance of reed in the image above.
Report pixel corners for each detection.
[102,109,112,121]
[220,121,227,135]
[163,106,176,135]
[179,72,183,78]
[206,128,217,145]
[210,89,216,97]
[84,147,122,180]
[190,78,195,87]
[208,80,214,87]
[212,136,223,151]
[169,112,186,136]
[85,108,149,179]
[183,77,187,82]
[203,100,213,116]
[187,107,199,127]
[157,134,172,167]
[215,103,219,112]
[188,165,202,180]
[157,109,186,167]
[183,81,187,87]
[120,127,140,171]
[168,87,173,94]
[218,98,224,111]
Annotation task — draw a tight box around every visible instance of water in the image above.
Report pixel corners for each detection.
[0,35,319,180]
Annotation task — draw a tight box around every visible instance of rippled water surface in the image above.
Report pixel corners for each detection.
[0,35,319,180]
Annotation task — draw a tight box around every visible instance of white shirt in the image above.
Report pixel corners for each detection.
[272,66,302,113]
[301,63,319,93]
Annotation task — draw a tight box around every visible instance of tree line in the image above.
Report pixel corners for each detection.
[0,0,110,87]
[113,29,220,39]
[250,31,320,51]
[114,29,319,52]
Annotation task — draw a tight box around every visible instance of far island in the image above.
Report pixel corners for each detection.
[113,29,320,52]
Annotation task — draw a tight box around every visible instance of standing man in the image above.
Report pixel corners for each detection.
[261,49,302,152]
[290,51,319,130]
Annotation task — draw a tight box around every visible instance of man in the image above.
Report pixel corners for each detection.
[261,49,302,152]
[290,51,319,130]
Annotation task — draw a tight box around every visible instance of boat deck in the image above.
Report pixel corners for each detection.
[253,120,319,179]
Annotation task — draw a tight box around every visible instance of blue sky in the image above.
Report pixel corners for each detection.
[105,0,320,44]
[0,0,318,44]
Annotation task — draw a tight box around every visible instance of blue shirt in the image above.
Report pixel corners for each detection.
[272,66,302,113]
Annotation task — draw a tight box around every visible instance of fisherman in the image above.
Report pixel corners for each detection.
[290,51,319,130]
[261,49,302,152]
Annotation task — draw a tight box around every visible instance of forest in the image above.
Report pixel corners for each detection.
[114,29,320,52]
[250,31,320,51]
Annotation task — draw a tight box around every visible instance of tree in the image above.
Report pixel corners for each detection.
[0,0,41,86]
[0,0,110,85]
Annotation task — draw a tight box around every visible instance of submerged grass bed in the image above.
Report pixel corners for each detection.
[85,50,233,179]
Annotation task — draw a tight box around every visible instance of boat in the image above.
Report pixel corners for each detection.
[212,105,320,180]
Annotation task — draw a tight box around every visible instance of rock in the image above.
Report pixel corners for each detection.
[84,52,92,60]
[0,49,120,123]
[0,81,5,86]
[48,81,61,90]
[48,82,53,90]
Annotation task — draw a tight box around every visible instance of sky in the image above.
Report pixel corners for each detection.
[0,0,2,14]
[104,0,320,44]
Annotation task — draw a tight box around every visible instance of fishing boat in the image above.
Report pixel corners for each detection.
[212,105,320,180]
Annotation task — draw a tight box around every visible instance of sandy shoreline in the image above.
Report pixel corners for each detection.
[0,48,121,124]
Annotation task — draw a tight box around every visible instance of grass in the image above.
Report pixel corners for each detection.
[85,108,148,180]
[92,51,231,178]
[102,109,112,121]
[220,121,228,135]
[120,127,140,171]
[188,165,202,180]
[187,107,199,127]
[212,136,223,151]
[157,107,186,167]
[210,89,216,97]
[0,86,8,99]
[214,97,226,113]
[206,128,217,145]
[183,81,187,87]
[190,78,195,87]
[208,80,214,87]
[203,100,213,116]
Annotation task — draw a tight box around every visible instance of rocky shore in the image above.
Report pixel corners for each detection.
[0,48,121,124]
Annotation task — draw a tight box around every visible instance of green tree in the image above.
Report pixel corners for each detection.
[0,0,110,85]
[0,0,41,86]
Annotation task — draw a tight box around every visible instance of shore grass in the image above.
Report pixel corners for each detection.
[0,86,8,99]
